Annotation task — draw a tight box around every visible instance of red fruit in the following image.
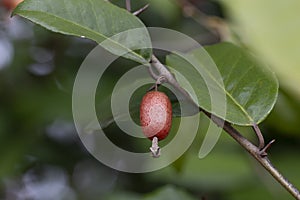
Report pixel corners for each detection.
[1,0,24,10]
[140,91,172,140]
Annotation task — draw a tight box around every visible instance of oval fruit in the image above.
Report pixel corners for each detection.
[140,91,172,140]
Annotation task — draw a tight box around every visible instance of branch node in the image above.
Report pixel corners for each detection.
[259,139,275,157]
[147,66,166,91]
[156,75,166,85]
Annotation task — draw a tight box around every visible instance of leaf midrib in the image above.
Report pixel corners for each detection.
[189,53,254,123]
[15,10,148,64]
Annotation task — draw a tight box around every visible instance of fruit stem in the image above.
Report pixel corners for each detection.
[155,76,166,91]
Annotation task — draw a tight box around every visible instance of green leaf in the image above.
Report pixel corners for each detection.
[166,42,278,125]
[13,0,152,63]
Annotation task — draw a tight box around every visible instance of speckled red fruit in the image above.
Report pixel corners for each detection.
[140,91,172,140]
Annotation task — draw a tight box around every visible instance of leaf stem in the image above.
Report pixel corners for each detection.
[252,123,265,150]
[149,55,300,200]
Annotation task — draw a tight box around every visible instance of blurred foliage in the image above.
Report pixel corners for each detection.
[0,0,300,200]
[222,0,300,101]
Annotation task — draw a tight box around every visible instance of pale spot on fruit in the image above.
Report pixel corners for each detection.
[140,91,172,141]
[142,104,167,138]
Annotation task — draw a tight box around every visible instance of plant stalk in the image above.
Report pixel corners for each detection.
[150,55,300,200]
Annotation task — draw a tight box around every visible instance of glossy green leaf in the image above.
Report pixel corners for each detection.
[166,42,278,125]
[13,0,151,63]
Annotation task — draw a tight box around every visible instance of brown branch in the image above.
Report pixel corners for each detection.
[150,55,198,107]
[150,55,300,200]
[125,0,149,16]
[132,4,149,16]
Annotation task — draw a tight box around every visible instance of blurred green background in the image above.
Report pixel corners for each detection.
[0,0,300,199]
